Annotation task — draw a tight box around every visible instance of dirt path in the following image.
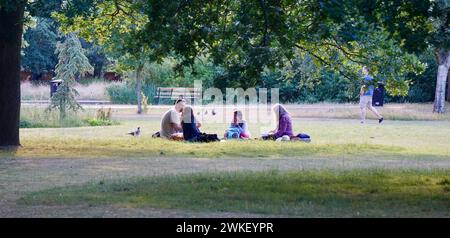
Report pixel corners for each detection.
[1,156,449,217]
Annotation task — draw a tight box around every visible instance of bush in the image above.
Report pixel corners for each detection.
[106,83,136,104]
[85,118,117,126]
[84,107,118,126]
[106,82,156,104]
[20,116,86,128]
[20,107,119,128]
[20,119,47,128]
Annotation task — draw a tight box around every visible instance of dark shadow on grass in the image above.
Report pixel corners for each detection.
[18,169,450,217]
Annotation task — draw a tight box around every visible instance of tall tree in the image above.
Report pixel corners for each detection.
[22,17,59,75]
[47,33,93,121]
[0,1,25,147]
[0,0,89,147]
[55,0,150,114]
[82,41,109,78]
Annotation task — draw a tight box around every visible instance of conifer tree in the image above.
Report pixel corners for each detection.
[47,33,93,121]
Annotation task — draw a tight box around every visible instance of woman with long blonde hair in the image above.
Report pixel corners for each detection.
[269,103,293,139]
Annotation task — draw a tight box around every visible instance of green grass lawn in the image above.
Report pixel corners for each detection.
[4,118,449,160]
[3,112,450,217]
[19,169,450,217]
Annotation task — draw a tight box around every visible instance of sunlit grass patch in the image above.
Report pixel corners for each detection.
[7,138,407,159]
[2,117,449,159]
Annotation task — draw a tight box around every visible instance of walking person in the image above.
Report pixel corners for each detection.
[360,67,384,124]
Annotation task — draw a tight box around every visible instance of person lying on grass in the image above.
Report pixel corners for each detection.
[160,98,186,140]
[224,110,251,139]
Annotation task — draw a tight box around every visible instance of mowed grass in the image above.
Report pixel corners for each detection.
[19,169,450,217]
[101,103,450,121]
[4,118,450,159]
[282,103,450,121]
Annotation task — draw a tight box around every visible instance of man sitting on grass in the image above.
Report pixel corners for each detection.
[160,99,186,140]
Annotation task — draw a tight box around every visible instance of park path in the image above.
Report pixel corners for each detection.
[1,155,449,217]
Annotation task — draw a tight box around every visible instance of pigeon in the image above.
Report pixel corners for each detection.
[127,127,141,136]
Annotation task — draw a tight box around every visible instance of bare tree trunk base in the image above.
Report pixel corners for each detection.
[0,4,25,147]
[0,145,21,152]
[433,51,450,114]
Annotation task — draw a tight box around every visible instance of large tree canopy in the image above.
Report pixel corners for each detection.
[0,0,445,147]
[137,0,424,91]
[57,0,423,93]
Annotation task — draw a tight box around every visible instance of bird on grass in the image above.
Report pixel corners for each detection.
[127,127,141,136]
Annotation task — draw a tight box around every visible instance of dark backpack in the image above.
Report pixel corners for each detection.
[152,131,161,138]
[297,133,310,139]
[195,133,220,143]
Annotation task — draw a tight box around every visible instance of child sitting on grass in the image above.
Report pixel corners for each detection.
[224,110,251,139]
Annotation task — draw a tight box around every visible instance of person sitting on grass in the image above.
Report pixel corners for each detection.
[181,106,202,142]
[264,103,293,140]
[224,110,251,139]
[160,98,186,140]
[181,106,219,143]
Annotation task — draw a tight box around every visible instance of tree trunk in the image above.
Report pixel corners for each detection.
[433,50,450,113]
[94,62,103,78]
[447,68,450,102]
[0,3,25,148]
[135,64,144,114]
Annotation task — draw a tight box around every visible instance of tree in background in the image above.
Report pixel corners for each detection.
[47,33,93,121]
[55,0,150,114]
[80,39,109,78]
[139,0,424,96]
[22,17,59,76]
[54,0,424,102]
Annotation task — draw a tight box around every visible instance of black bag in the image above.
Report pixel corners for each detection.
[194,133,220,143]
[152,131,161,138]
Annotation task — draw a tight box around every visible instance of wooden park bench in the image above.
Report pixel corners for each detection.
[154,87,202,105]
